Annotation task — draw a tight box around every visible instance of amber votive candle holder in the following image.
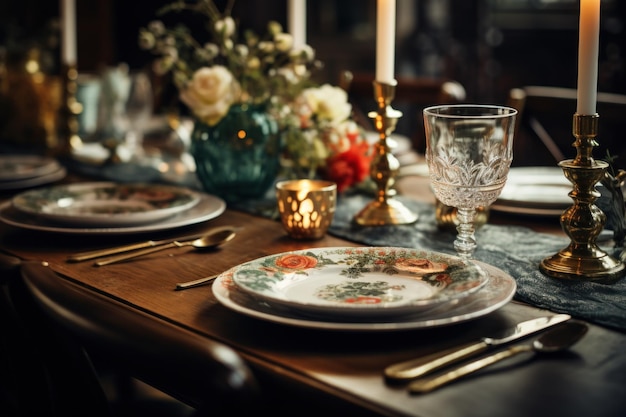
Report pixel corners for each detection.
[276,179,337,239]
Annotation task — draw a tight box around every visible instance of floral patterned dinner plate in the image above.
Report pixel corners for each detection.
[11,182,202,227]
[231,247,489,318]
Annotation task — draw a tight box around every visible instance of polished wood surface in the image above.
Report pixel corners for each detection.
[1,175,624,417]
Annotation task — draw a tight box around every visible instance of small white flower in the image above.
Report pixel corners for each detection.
[267,21,282,36]
[148,20,165,35]
[274,33,293,52]
[215,16,236,37]
[234,44,249,57]
[203,43,220,57]
[138,29,155,50]
[247,56,261,69]
[290,45,315,62]
[258,41,274,53]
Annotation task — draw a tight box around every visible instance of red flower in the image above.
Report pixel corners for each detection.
[323,144,372,192]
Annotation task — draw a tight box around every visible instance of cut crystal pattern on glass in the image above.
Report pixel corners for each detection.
[424,105,517,259]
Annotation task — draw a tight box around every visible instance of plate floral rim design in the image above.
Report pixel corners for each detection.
[212,261,516,332]
[11,182,202,226]
[231,247,488,318]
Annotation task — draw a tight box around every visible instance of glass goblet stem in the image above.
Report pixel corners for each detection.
[454,207,477,259]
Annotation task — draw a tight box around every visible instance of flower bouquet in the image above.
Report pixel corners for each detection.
[139,0,373,197]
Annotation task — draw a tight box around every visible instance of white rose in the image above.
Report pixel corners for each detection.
[302,84,352,125]
[179,66,241,126]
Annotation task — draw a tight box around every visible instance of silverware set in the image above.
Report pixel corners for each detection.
[67,226,237,289]
[384,314,588,393]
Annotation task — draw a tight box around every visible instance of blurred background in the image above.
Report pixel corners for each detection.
[1,0,625,164]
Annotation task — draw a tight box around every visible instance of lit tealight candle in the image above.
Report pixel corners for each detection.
[276,180,337,240]
[376,0,396,84]
[576,0,600,115]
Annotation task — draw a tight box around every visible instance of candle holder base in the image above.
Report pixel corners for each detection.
[354,197,418,227]
[540,247,624,283]
[540,114,625,283]
[353,80,418,226]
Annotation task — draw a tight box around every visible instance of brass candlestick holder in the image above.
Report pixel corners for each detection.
[58,63,83,155]
[540,113,625,282]
[353,81,418,226]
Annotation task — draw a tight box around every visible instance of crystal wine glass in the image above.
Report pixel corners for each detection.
[423,104,517,259]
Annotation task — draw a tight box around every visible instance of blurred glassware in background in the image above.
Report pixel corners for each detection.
[97,65,153,161]
[75,73,101,141]
[121,71,153,159]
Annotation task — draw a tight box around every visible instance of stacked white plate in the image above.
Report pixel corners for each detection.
[0,155,67,191]
[212,247,517,332]
[0,182,225,235]
[493,166,573,216]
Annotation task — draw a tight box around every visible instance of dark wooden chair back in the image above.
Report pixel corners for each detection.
[0,253,259,417]
[507,86,626,169]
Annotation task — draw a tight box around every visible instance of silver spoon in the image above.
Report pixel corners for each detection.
[94,227,236,266]
[408,321,588,394]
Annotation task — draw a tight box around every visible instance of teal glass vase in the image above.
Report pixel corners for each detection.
[191,103,281,203]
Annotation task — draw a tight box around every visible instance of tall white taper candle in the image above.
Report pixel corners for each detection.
[288,0,306,48]
[376,0,396,84]
[576,0,600,115]
[61,0,77,66]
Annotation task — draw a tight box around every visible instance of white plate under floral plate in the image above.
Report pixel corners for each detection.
[213,261,515,332]
[492,167,571,216]
[231,247,489,319]
[11,182,202,227]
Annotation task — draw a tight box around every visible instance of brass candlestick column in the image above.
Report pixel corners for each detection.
[353,81,418,226]
[540,113,625,282]
[58,63,83,155]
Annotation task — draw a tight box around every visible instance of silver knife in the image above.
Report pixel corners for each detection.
[384,313,571,381]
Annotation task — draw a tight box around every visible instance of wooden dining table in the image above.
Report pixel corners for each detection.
[1,170,625,417]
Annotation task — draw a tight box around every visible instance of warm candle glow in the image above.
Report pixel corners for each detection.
[276,180,336,239]
[288,0,306,48]
[576,0,600,115]
[60,0,77,65]
[376,0,396,84]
